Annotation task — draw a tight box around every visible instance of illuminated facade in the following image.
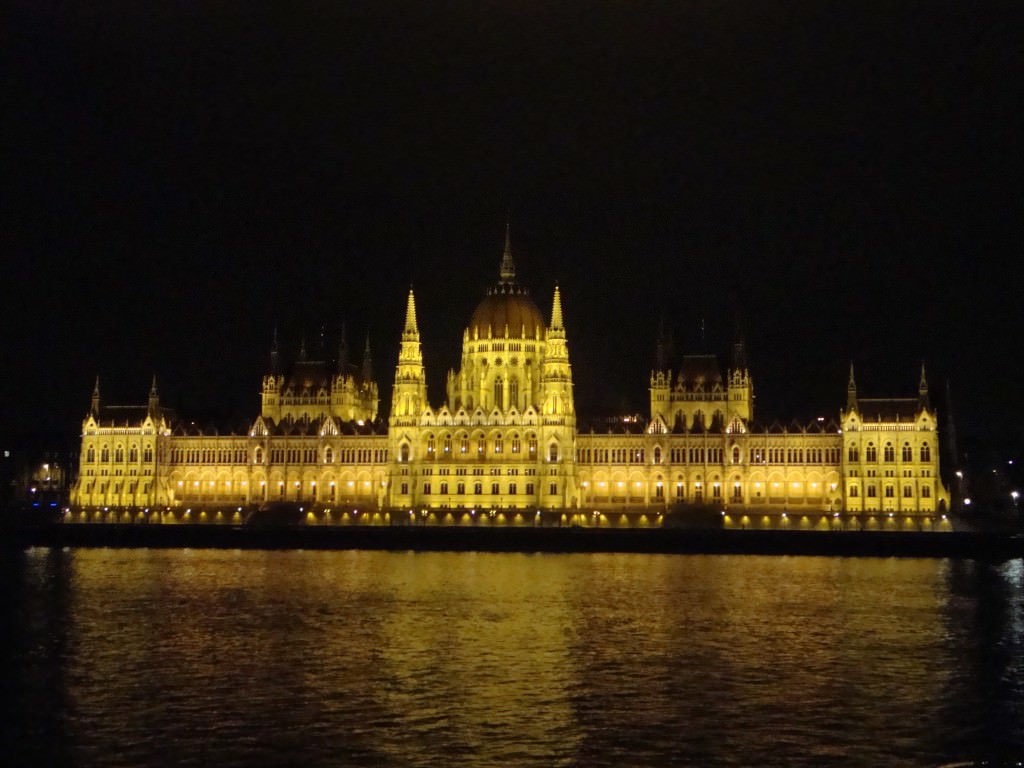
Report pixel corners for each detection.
[70,232,950,529]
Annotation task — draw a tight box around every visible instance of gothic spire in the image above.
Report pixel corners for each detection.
[361,334,374,382]
[846,362,858,412]
[550,282,564,331]
[91,376,100,416]
[298,335,307,362]
[404,287,419,336]
[919,361,930,410]
[148,374,160,414]
[270,326,280,375]
[499,220,516,284]
[655,316,668,372]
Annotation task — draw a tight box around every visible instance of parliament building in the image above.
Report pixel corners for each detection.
[70,232,951,530]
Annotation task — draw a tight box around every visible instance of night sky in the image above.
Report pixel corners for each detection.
[4,1,1022,452]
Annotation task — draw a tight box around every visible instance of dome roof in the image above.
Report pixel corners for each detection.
[469,287,546,339]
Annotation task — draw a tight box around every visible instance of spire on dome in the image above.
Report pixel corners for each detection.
[404,287,419,335]
[550,282,564,330]
[91,376,100,416]
[499,221,516,284]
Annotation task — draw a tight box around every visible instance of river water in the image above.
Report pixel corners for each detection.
[3,548,1023,767]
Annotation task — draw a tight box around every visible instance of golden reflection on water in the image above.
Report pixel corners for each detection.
[12,549,1022,767]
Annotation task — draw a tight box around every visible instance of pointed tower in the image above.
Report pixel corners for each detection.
[846,362,858,413]
[918,362,930,411]
[361,334,374,382]
[650,319,672,424]
[148,374,160,416]
[727,322,753,425]
[390,287,428,424]
[539,282,576,508]
[499,220,516,286]
[298,335,307,363]
[90,376,100,416]
[270,327,280,375]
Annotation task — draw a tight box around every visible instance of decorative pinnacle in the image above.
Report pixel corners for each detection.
[499,221,516,283]
[550,282,564,330]
[919,361,928,391]
[848,362,856,390]
[404,287,419,334]
[150,374,158,396]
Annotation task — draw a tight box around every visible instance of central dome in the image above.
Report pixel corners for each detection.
[467,224,546,339]
[469,287,546,339]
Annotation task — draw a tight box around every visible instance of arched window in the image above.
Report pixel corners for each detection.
[255,447,263,464]
[443,435,452,454]
[114,446,124,463]
[848,443,859,462]
[731,446,741,464]
[548,443,558,462]
[493,377,503,408]
[128,446,138,463]
[86,446,95,463]
[143,446,153,462]
[324,447,333,464]
[849,484,859,497]
[511,434,521,453]
[653,446,662,464]
[902,443,912,462]
[399,444,410,462]
[494,434,503,453]
[100,446,110,463]
[460,434,468,454]
[884,443,895,462]
[509,378,519,408]
[920,443,931,462]
[426,435,435,454]
[528,436,538,454]
[865,443,877,462]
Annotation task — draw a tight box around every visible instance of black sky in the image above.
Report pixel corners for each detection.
[3,1,1022,450]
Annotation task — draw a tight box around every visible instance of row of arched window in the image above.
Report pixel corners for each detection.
[85,445,153,463]
[848,442,931,463]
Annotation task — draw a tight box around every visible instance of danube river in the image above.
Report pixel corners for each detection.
[4,549,1023,767]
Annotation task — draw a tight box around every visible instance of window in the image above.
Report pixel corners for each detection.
[128,446,138,463]
[549,482,558,495]
[848,444,859,462]
[902,443,912,462]
[511,435,521,454]
[675,482,683,499]
[114,446,124,463]
[849,485,859,497]
[399,444,410,462]
[653,447,662,464]
[460,435,468,453]
[440,481,448,495]
[491,482,499,495]
[494,435,503,453]
[529,436,538,454]
[526,483,534,495]
[885,485,894,498]
[457,482,465,495]
[423,482,431,495]
[922,486,931,498]
[865,444,877,462]
[324,447,333,463]
[884,443,895,462]
[443,435,451,454]
[509,482,517,495]
[548,444,558,462]
[427,435,435,454]
[474,482,482,495]
[401,482,408,495]
[867,485,877,498]
[86,447,95,463]
[920,443,931,462]
[143,446,153,462]
[656,484,665,499]
[712,484,721,499]
[732,446,741,464]
[731,482,741,502]
[509,378,518,407]
[101,447,110,463]
[494,377,503,408]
